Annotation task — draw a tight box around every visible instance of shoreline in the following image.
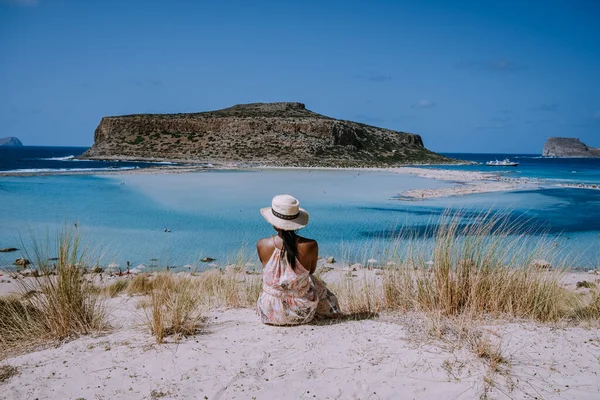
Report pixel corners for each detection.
[1,163,599,201]
[388,167,541,199]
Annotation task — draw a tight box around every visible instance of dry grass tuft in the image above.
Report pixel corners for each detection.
[127,274,154,296]
[145,273,203,343]
[327,272,384,317]
[573,289,600,320]
[381,211,580,322]
[472,336,508,373]
[0,296,46,358]
[0,364,19,383]
[104,279,130,297]
[195,269,262,308]
[0,230,107,359]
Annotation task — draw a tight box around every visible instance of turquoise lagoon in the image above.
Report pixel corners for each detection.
[1,169,599,269]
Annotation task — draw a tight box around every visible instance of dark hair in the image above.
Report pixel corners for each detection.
[279,229,299,270]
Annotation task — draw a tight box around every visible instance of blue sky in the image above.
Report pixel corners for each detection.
[1,0,599,152]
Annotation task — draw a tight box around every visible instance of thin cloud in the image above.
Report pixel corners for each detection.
[458,59,528,73]
[411,100,436,109]
[354,71,392,82]
[532,103,559,112]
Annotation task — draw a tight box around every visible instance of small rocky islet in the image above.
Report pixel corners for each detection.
[0,137,23,147]
[542,137,600,158]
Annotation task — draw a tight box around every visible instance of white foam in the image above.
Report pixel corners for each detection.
[39,155,76,161]
[0,167,138,174]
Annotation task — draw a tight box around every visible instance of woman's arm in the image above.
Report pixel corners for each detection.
[256,238,271,267]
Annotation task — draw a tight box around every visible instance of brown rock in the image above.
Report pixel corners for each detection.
[81,102,456,167]
[530,259,551,270]
[13,258,30,266]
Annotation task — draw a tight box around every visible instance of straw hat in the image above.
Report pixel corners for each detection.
[260,194,309,231]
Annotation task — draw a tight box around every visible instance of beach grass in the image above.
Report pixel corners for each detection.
[377,210,581,322]
[104,279,130,297]
[0,229,107,359]
[194,269,262,309]
[327,272,384,317]
[0,364,18,383]
[127,273,154,295]
[2,210,599,356]
[145,273,203,343]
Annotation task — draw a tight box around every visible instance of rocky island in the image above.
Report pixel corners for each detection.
[542,137,600,158]
[0,137,23,147]
[82,102,454,167]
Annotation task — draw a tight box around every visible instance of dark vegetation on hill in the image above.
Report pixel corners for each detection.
[83,102,456,167]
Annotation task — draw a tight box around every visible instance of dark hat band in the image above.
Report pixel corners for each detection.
[272,208,300,220]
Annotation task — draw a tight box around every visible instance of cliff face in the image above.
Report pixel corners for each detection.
[83,102,453,167]
[542,137,600,158]
[0,137,23,147]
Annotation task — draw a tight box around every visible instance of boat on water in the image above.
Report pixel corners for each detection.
[485,158,519,167]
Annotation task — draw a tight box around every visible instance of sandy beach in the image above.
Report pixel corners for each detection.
[1,267,599,400]
[388,167,540,199]
[0,162,557,200]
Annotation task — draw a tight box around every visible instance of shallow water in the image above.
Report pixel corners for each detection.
[1,169,599,269]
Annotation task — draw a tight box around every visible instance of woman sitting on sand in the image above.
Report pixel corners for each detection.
[257,194,341,325]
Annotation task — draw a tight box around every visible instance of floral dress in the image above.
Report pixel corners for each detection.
[257,246,341,325]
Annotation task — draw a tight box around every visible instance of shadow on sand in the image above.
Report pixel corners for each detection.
[310,312,378,326]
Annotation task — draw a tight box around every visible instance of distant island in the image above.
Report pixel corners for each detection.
[542,137,600,158]
[0,137,23,147]
[82,102,455,167]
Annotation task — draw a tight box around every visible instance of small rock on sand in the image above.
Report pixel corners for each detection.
[19,268,38,277]
[201,257,216,263]
[225,264,245,274]
[0,247,18,253]
[13,258,30,266]
[531,259,551,270]
[325,256,335,264]
[576,281,595,289]
[344,263,363,271]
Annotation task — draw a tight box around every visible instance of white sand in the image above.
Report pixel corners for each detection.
[389,167,538,199]
[0,162,541,199]
[1,304,599,399]
[1,270,599,399]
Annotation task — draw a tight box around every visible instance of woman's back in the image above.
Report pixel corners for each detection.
[257,235,318,273]
[256,194,341,325]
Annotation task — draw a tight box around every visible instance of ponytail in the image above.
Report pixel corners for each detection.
[280,230,298,270]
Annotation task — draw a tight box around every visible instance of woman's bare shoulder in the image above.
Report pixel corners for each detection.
[297,236,318,250]
[256,237,275,251]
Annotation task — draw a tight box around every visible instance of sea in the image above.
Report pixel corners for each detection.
[1,147,599,270]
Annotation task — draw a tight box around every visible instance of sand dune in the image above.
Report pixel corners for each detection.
[1,289,599,400]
